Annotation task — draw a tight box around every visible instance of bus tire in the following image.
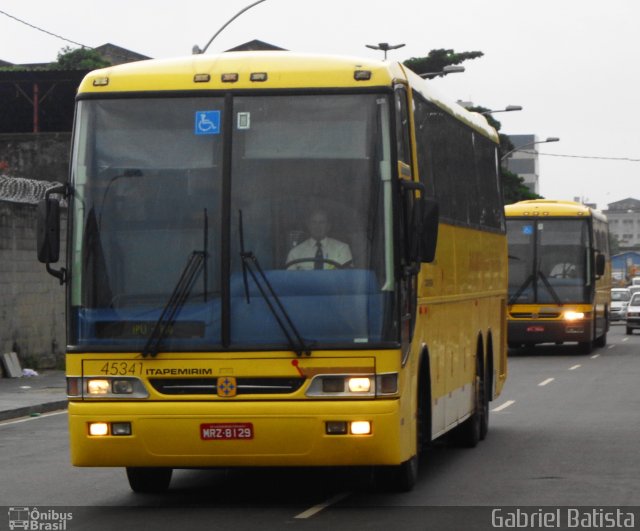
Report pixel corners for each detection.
[626,327,633,335]
[594,330,607,348]
[375,455,418,492]
[126,467,173,493]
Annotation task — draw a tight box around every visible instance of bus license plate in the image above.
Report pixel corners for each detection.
[527,326,545,332]
[200,423,254,440]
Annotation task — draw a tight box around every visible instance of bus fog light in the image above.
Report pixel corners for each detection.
[347,377,371,393]
[111,422,132,436]
[87,379,110,395]
[326,421,348,435]
[112,379,134,394]
[89,422,109,436]
[377,373,398,394]
[350,421,371,435]
[322,378,344,393]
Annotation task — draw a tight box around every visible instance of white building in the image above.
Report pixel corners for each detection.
[603,198,640,248]
[504,134,541,194]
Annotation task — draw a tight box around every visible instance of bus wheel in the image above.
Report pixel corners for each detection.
[375,455,418,492]
[626,327,633,335]
[126,467,173,493]
[594,330,607,348]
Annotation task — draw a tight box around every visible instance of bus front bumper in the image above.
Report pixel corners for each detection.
[68,399,407,468]
[508,318,593,345]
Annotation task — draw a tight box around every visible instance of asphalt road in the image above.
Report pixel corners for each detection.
[2,324,639,531]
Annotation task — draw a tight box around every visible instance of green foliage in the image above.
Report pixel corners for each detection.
[502,168,541,205]
[52,46,111,70]
[403,48,484,77]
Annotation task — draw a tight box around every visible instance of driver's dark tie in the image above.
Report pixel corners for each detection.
[314,240,323,270]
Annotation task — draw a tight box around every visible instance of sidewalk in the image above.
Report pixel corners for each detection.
[0,370,67,421]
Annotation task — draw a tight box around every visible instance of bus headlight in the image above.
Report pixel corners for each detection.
[82,377,149,399]
[564,311,585,321]
[307,373,398,397]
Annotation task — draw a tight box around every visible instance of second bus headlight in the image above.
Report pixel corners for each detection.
[564,311,585,321]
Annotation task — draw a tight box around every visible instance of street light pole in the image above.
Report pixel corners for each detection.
[420,65,465,79]
[500,137,560,162]
[480,105,523,115]
[193,0,268,54]
[365,42,406,60]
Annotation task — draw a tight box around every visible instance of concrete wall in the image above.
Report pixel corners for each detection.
[0,133,71,183]
[0,201,67,369]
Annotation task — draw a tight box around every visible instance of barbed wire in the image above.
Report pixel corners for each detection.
[0,175,61,205]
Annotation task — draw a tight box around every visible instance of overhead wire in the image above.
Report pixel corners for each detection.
[519,150,640,163]
[0,8,92,49]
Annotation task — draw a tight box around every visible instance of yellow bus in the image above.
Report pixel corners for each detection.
[37,51,507,492]
[505,200,611,353]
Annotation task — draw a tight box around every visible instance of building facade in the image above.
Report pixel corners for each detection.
[504,134,541,194]
[603,197,640,249]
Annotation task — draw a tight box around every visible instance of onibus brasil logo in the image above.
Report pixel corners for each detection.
[8,507,73,530]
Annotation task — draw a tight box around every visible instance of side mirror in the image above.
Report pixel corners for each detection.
[419,197,439,263]
[595,252,606,277]
[37,198,60,264]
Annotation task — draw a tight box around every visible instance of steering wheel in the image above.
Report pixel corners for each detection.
[284,257,346,270]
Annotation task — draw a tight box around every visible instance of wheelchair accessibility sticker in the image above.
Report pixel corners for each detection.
[195,110,221,135]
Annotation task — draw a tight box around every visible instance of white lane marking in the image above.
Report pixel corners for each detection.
[0,410,66,427]
[569,364,581,370]
[295,492,351,519]
[622,337,629,342]
[538,378,555,386]
[492,400,515,412]
[591,354,600,359]
[607,345,615,349]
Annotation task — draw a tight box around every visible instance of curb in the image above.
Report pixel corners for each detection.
[0,400,68,422]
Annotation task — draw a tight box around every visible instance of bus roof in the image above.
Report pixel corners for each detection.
[505,199,607,222]
[78,51,498,142]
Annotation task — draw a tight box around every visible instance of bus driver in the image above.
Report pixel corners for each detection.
[286,209,352,270]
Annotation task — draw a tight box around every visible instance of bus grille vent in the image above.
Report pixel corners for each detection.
[149,377,305,395]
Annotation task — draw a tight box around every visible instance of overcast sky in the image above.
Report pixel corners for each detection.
[2,0,639,210]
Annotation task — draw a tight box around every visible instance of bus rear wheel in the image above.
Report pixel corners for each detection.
[126,467,173,493]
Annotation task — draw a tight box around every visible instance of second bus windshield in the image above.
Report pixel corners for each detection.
[507,218,592,304]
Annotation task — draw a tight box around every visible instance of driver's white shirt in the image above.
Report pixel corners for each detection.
[286,237,352,270]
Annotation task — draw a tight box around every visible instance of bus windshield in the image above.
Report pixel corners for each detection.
[507,218,591,304]
[69,93,396,351]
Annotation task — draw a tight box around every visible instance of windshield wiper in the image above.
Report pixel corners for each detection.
[142,250,205,357]
[508,269,563,306]
[238,210,311,357]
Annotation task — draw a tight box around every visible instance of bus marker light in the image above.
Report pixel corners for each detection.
[326,421,347,435]
[350,421,371,435]
[67,377,81,397]
[89,422,109,436]
[221,73,239,82]
[250,72,268,82]
[193,73,211,83]
[377,373,398,394]
[354,70,372,81]
[111,423,132,436]
[92,77,109,87]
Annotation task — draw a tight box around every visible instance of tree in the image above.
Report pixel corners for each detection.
[403,48,484,77]
[52,46,111,70]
